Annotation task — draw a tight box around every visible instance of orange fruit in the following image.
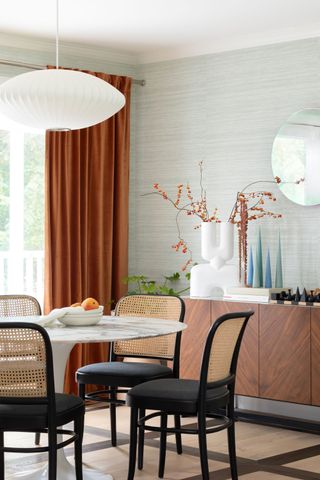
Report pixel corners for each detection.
[81,297,100,311]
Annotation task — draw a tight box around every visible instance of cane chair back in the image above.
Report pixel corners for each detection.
[113,295,184,360]
[200,311,253,390]
[0,295,41,317]
[207,317,247,383]
[0,325,48,399]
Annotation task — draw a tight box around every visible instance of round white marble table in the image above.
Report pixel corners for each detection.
[6,315,186,480]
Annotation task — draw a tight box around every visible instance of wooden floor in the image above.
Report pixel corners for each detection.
[6,404,320,479]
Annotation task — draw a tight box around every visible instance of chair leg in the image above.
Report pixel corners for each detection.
[127,407,138,480]
[74,412,84,480]
[0,431,4,480]
[174,414,183,454]
[197,411,209,480]
[48,427,57,480]
[35,432,41,445]
[227,395,238,480]
[110,387,117,447]
[137,408,145,470]
[78,383,85,400]
[158,413,167,479]
[228,421,238,480]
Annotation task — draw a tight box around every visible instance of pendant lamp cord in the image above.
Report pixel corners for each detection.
[56,0,59,69]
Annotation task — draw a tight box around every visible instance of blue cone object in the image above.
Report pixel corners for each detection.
[253,227,263,288]
[247,245,254,287]
[275,232,283,288]
[264,248,272,288]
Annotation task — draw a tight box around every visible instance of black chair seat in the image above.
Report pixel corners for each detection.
[0,393,84,430]
[77,361,174,388]
[126,311,254,480]
[127,378,229,414]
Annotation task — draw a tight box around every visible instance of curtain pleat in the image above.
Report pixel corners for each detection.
[44,69,131,393]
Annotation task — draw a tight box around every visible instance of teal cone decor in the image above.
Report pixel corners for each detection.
[252,227,263,288]
[247,246,254,287]
[264,248,272,288]
[275,232,283,288]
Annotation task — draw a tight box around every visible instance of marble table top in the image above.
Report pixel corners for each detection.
[0,315,187,344]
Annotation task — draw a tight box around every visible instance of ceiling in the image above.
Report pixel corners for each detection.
[1,0,320,63]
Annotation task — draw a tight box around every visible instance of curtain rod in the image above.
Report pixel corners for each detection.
[0,59,146,86]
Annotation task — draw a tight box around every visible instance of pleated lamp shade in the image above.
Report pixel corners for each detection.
[0,69,125,131]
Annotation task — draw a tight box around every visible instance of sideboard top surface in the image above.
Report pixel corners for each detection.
[186,296,316,309]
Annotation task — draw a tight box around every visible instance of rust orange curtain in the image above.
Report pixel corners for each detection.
[44,69,131,394]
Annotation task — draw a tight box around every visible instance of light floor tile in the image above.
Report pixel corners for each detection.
[5,405,320,480]
[84,444,226,479]
[285,454,320,473]
[239,473,298,480]
[168,420,320,461]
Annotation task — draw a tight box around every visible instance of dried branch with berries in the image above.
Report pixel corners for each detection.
[228,184,282,286]
[144,163,303,277]
[143,162,219,271]
[228,175,304,285]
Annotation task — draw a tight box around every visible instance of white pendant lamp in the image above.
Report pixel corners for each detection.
[0,1,125,131]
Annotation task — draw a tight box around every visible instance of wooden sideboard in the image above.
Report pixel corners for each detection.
[180,298,320,407]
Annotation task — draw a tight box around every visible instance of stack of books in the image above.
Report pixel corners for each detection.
[223,287,284,303]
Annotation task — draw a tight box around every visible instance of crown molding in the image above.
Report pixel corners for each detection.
[137,26,320,64]
[1,26,320,68]
[0,32,138,66]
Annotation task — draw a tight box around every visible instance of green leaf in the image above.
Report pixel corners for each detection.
[141,280,156,286]
[142,282,157,294]
[164,272,180,282]
[122,269,191,297]
[158,286,171,295]
[167,288,177,295]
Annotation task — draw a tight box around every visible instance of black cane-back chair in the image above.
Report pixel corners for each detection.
[126,310,254,480]
[0,294,42,445]
[76,294,185,469]
[0,322,84,480]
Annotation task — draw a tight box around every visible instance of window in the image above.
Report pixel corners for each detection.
[0,115,45,304]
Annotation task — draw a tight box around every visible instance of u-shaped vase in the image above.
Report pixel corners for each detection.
[190,222,239,297]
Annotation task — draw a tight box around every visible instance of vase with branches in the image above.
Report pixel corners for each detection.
[144,164,303,290]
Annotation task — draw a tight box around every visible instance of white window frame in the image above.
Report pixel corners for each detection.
[0,110,45,302]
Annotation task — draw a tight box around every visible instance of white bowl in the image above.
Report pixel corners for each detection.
[58,313,103,327]
[58,306,104,326]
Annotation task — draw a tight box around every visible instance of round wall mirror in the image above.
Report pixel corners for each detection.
[272,108,320,206]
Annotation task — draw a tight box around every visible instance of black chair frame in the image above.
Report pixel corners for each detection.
[127,310,254,480]
[78,294,185,469]
[0,294,43,446]
[0,322,84,480]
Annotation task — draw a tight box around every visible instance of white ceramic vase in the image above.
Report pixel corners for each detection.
[190,221,239,297]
